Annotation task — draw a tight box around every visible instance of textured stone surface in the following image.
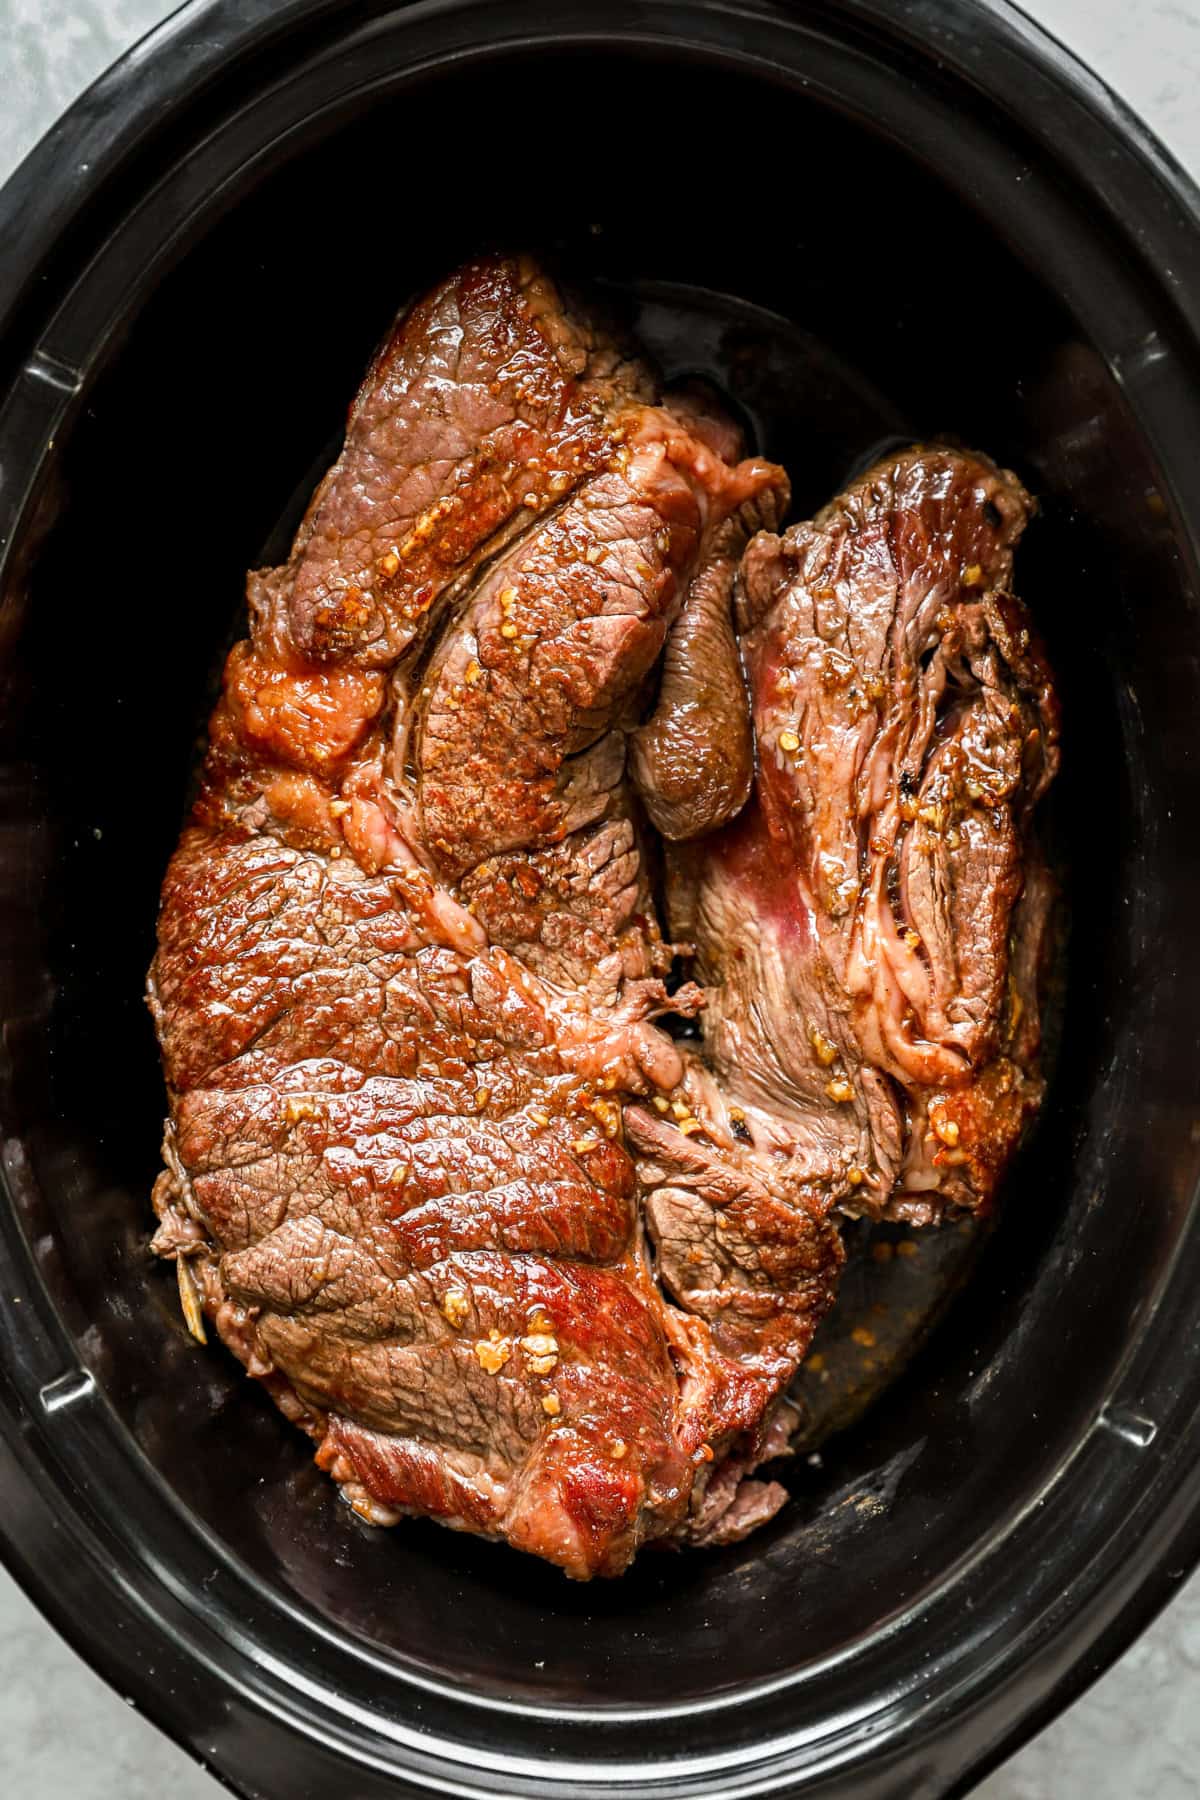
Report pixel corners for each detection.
[1,0,1198,1795]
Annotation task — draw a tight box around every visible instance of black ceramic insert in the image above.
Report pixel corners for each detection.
[0,3,1199,1797]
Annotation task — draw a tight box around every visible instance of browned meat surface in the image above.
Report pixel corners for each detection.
[629,487,784,841]
[149,255,840,1580]
[257,256,653,667]
[148,256,1058,1579]
[661,447,1059,1226]
[629,395,788,842]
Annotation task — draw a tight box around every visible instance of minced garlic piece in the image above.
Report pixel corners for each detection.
[521,1330,559,1375]
[474,1336,512,1374]
[442,1289,470,1328]
[281,1097,321,1125]
[587,1097,621,1137]
[826,1077,855,1104]
[542,1393,561,1416]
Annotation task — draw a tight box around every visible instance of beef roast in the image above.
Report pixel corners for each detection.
[651,447,1059,1230]
[148,255,841,1579]
[148,257,1058,1579]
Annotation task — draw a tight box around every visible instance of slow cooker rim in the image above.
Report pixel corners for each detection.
[1,2,1199,1797]
[2,0,1199,367]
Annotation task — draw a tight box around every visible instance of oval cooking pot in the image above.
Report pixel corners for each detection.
[0,2,1199,1796]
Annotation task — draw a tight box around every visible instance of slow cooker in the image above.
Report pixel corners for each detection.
[1,2,1199,1795]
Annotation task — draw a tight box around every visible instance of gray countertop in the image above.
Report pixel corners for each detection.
[2,2,1198,1795]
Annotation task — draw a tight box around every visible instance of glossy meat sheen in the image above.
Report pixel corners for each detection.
[629,482,787,841]
[664,447,1059,1225]
[257,255,652,667]
[148,256,836,1579]
[416,410,773,875]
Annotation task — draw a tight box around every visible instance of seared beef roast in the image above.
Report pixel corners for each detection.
[149,256,837,1579]
[148,259,1058,1577]
[644,449,1059,1231]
